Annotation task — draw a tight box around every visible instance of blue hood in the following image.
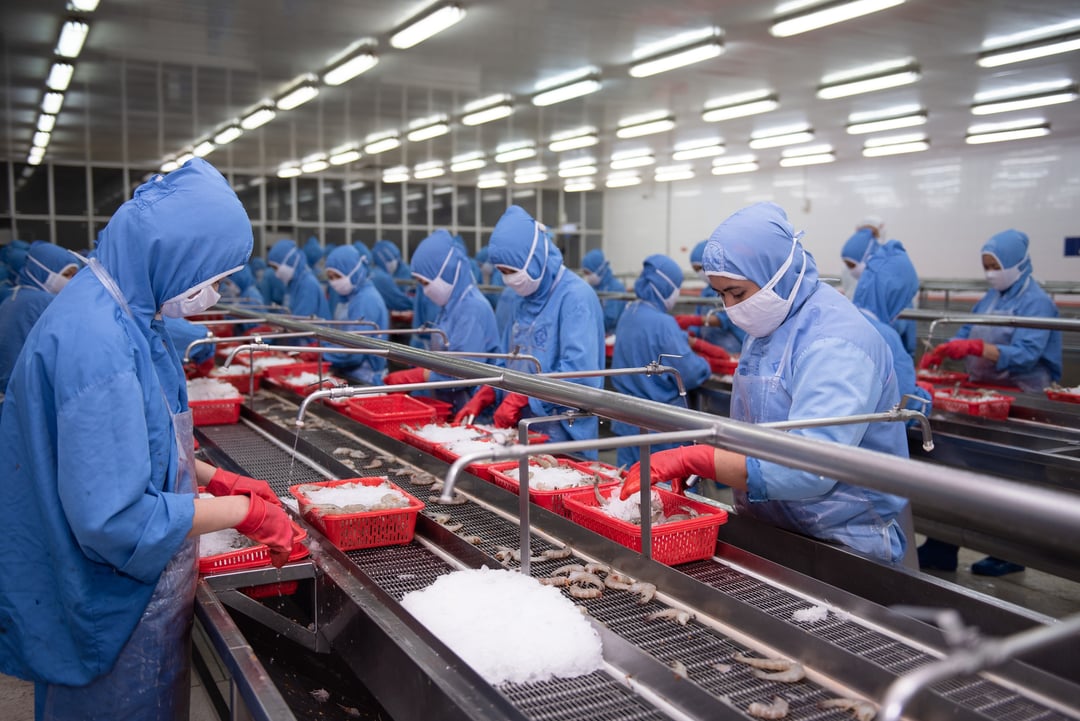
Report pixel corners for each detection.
[19,241,80,291]
[96,158,252,324]
[633,254,683,309]
[326,245,370,295]
[412,229,472,303]
[488,205,563,301]
[249,256,267,272]
[690,240,708,266]
[268,239,308,276]
[982,229,1032,281]
[582,248,613,280]
[373,240,403,271]
[3,240,31,273]
[231,265,256,292]
[352,241,374,263]
[852,240,918,323]
[303,235,323,267]
[841,227,877,265]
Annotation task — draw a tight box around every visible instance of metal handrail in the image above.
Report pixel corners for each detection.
[762,406,934,452]
[897,309,1080,348]
[183,331,316,363]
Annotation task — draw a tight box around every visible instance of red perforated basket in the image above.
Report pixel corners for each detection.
[1046,388,1080,404]
[344,394,437,439]
[412,396,454,421]
[278,372,344,395]
[487,459,622,517]
[933,388,1014,420]
[917,369,969,385]
[189,397,243,426]
[289,478,425,551]
[208,368,264,394]
[262,361,331,382]
[562,487,728,565]
[198,522,309,598]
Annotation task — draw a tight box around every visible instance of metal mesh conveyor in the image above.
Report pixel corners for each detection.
[196,394,1078,721]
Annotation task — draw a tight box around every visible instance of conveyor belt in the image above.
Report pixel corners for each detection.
[197,393,1078,721]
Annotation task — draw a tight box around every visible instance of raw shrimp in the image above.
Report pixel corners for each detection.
[733,653,806,683]
[747,696,789,720]
[629,581,656,604]
[552,564,585,576]
[670,660,689,679]
[818,698,877,721]
[646,608,693,625]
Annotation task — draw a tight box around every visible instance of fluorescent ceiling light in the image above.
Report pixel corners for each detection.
[329,144,361,165]
[610,148,655,169]
[407,120,450,142]
[672,139,725,161]
[240,104,276,130]
[276,77,319,110]
[41,92,64,114]
[749,125,814,149]
[69,0,101,10]
[982,19,1080,50]
[175,151,194,165]
[322,50,378,86]
[559,156,596,169]
[549,127,599,152]
[37,114,57,132]
[56,19,90,58]
[477,171,507,188]
[414,160,446,179]
[462,100,513,126]
[514,166,548,184]
[46,63,74,92]
[966,120,1050,145]
[846,110,926,134]
[971,87,1078,116]
[558,165,597,178]
[779,152,835,167]
[616,112,676,139]
[363,132,401,154]
[160,159,179,173]
[193,140,215,157]
[494,142,537,163]
[564,180,596,192]
[862,139,929,157]
[974,79,1073,102]
[654,164,695,182]
[451,151,487,172]
[532,76,602,106]
[277,164,301,178]
[629,36,723,78]
[27,153,43,166]
[383,165,410,183]
[32,131,51,149]
[390,3,466,49]
[781,143,834,158]
[817,63,920,99]
[771,0,905,37]
[712,158,759,175]
[978,31,1080,68]
[702,91,779,122]
[863,132,926,148]
[605,173,642,188]
[213,125,243,145]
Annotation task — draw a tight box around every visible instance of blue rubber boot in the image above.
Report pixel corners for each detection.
[917,538,959,571]
[971,556,1025,576]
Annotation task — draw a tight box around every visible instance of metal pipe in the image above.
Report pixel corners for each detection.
[221,343,390,368]
[188,318,245,327]
[335,327,450,346]
[296,375,507,426]
[878,613,1080,721]
[762,407,934,452]
[543,363,687,397]
[432,351,543,374]
[897,308,1080,338]
[183,331,315,363]
[594,290,727,308]
[219,310,1080,562]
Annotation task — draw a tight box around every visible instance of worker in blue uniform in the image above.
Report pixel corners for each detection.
[361,241,413,312]
[454,206,605,456]
[475,244,504,307]
[219,264,265,307]
[610,254,714,467]
[324,244,388,384]
[676,239,745,354]
[581,248,626,336]
[0,159,293,719]
[386,230,501,415]
[620,202,913,566]
[250,256,285,308]
[267,239,330,320]
[918,229,1061,577]
[0,242,81,391]
[303,235,324,272]
[841,218,918,355]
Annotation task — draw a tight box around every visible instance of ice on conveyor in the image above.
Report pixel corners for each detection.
[400,567,603,685]
[601,489,663,523]
[506,465,591,490]
[410,423,484,445]
[298,481,410,510]
[186,377,242,400]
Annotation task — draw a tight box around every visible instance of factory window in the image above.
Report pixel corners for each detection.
[15,218,50,244]
[265,178,294,228]
[405,184,427,227]
[55,220,90,252]
[323,178,346,224]
[406,229,427,259]
[541,190,559,225]
[380,228,402,247]
[0,162,9,217]
[14,164,50,216]
[324,227,346,246]
[352,228,377,245]
[351,183,377,225]
[511,187,538,218]
[563,191,582,227]
[233,175,262,221]
[456,186,476,228]
[53,166,88,217]
[432,184,454,227]
[481,188,507,227]
[381,183,403,223]
[584,191,603,231]
[92,167,126,217]
[296,178,320,222]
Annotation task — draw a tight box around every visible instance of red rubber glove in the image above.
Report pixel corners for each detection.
[206,468,282,507]
[619,445,717,500]
[384,367,428,385]
[916,381,935,395]
[940,338,984,360]
[691,337,731,361]
[918,345,946,370]
[235,496,294,568]
[493,392,531,428]
[453,385,497,425]
[675,315,704,330]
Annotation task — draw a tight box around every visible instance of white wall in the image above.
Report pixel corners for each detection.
[602,138,1080,283]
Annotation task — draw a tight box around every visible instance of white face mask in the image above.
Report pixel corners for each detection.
[584,271,601,287]
[384,258,399,275]
[723,237,806,338]
[648,266,681,312]
[503,222,549,297]
[986,266,1021,292]
[420,249,459,307]
[274,263,294,283]
[696,269,708,283]
[162,283,221,318]
[329,257,367,296]
[849,261,866,280]
[28,257,76,295]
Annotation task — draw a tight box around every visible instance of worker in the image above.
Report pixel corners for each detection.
[0,241,81,391]
[324,244,389,384]
[475,244,504,307]
[267,238,330,320]
[841,218,918,355]
[610,254,715,467]
[676,239,745,354]
[164,316,216,376]
[219,264,265,307]
[581,248,627,336]
[385,230,501,414]
[619,202,913,566]
[411,270,443,350]
[453,206,605,456]
[0,159,293,718]
[303,235,324,272]
[917,229,1061,577]
[373,239,412,283]
[359,241,412,312]
[0,263,12,303]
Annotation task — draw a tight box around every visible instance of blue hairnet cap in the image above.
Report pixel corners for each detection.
[373,239,402,269]
[841,227,876,264]
[634,254,683,302]
[268,239,306,271]
[352,241,374,263]
[20,241,80,287]
[981,229,1030,270]
[582,249,607,274]
[4,242,29,273]
[852,241,918,322]
[475,245,490,263]
[411,229,462,283]
[690,240,708,265]
[249,256,266,272]
[326,244,369,288]
[231,265,255,291]
[303,235,323,266]
[704,202,797,283]
[488,205,556,278]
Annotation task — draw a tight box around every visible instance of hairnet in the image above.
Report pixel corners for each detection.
[841,227,877,265]
[411,229,463,283]
[231,264,255,291]
[582,249,609,275]
[373,240,403,271]
[852,240,918,323]
[981,229,1032,275]
[488,205,562,279]
[326,244,370,289]
[633,254,683,306]
[267,239,307,273]
[3,240,30,273]
[249,256,266,272]
[19,241,79,287]
[352,241,374,263]
[702,202,817,302]
[303,235,323,267]
[690,240,708,266]
[475,245,490,264]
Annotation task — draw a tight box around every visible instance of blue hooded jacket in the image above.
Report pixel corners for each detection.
[0,158,252,684]
[582,249,627,335]
[268,239,330,319]
[251,256,286,307]
[324,245,388,381]
[843,231,917,354]
[689,239,744,352]
[475,244,504,307]
[361,241,413,311]
[488,206,604,453]
[303,235,324,269]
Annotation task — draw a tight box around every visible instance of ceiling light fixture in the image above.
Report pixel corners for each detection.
[193,139,216,157]
[41,92,64,114]
[702,90,779,122]
[390,2,466,49]
[862,134,929,157]
[32,131,51,149]
[301,153,329,173]
[450,151,487,172]
[46,63,74,92]
[329,143,361,165]
[175,150,195,165]
[277,163,301,178]
[605,172,643,188]
[532,68,602,106]
[414,160,446,179]
[749,124,814,149]
[672,138,725,161]
[363,132,402,154]
[322,48,378,86]
[965,119,1050,144]
[514,165,548,184]
[712,155,760,175]
[629,28,723,78]
[564,180,596,192]
[771,0,905,37]
[971,86,1078,115]
[654,164,695,182]
[27,152,44,167]
[406,115,451,142]
[160,158,179,173]
[477,171,507,188]
[240,104,276,130]
[846,109,926,134]
[462,94,514,126]
[817,60,920,99]
[68,0,100,10]
[616,111,676,139]
[55,19,90,58]
[383,165,410,183]
[610,148,655,170]
[37,115,57,133]
[275,76,320,110]
[213,125,243,145]
[494,141,537,163]
[978,30,1080,68]
[548,127,599,152]
[779,152,835,167]
[557,158,598,178]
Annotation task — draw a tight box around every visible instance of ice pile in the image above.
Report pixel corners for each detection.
[444,438,496,457]
[505,464,592,491]
[410,423,483,445]
[282,371,338,388]
[211,365,256,377]
[297,480,412,513]
[792,605,829,623]
[250,356,303,370]
[401,568,604,685]
[199,528,256,557]
[600,489,663,523]
[187,377,242,401]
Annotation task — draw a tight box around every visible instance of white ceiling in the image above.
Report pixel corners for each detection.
[2,0,1078,180]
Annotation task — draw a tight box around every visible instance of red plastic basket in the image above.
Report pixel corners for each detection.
[1046,388,1080,404]
[262,360,331,382]
[933,388,1014,420]
[189,397,243,426]
[208,368,265,394]
[917,369,969,385]
[487,459,621,517]
[279,373,345,395]
[562,487,728,565]
[289,478,425,551]
[198,522,309,598]
[412,396,454,421]
[344,394,436,439]
[216,346,280,364]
